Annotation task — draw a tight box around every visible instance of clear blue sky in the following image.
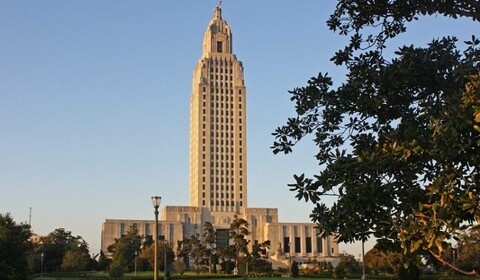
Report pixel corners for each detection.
[1,1,478,257]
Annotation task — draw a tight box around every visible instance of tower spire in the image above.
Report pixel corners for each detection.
[214,5,222,19]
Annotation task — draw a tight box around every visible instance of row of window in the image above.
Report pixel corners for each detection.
[202,168,237,177]
[202,85,239,96]
[283,237,327,254]
[210,74,233,81]
[203,192,242,199]
[206,123,243,131]
[200,131,239,140]
[202,139,243,147]
[284,225,323,236]
[210,81,234,88]
[207,169,243,176]
[202,153,243,161]
[119,222,173,239]
[210,66,233,73]
[201,108,243,119]
[202,185,243,191]
[203,102,236,112]
[200,173,244,183]
[202,146,243,154]
[210,108,242,116]
[203,200,243,207]
[204,130,243,139]
[205,161,243,169]
[204,87,236,95]
[209,94,242,106]
[202,85,243,97]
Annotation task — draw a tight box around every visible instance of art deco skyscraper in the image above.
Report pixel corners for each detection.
[189,7,247,213]
[103,7,340,262]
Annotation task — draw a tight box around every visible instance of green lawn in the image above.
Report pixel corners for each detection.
[32,271,339,280]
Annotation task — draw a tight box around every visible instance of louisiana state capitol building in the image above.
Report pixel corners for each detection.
[189,7,247,212]
[102,6,339,267]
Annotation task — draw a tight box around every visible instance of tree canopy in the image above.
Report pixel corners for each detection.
[272,0,479,277]
[107,226,142,272]
[0,213,32,279]
[37,228,90,273]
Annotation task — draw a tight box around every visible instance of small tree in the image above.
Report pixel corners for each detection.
[96,250,111,271]
[365,245,402,274]
[0,213,32,279]
[229,215,250,273]
[61,246,89,272]
[37,228,89,273]
[337,253,361,275]
[107,226,142,272]
[251,240,272,273]
[202,222,216,273]
[218,245,236,274]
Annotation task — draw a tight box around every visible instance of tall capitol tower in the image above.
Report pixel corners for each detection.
[189,7,247,212]
[102,6,340,265]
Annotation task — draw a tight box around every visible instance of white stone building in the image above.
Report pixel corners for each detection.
[101,6,339,267]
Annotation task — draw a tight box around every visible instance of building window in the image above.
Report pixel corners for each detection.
[316,237,323,253]
[145,223,150,236]
[216,229,229,249]
[306,237,312,253]
[120,223,126,236]
[217,41,223,53]
[295,237,301,253]
[283,237,290,253]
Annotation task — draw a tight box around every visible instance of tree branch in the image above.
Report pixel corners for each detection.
[428,249,480,277]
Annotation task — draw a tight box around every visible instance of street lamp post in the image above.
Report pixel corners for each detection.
[164,239,168,280]
[152,196,162,280]
[40,252,44,278]
[245,253,249,278]
[361,239,366,280]
[288,242,292,277]
[135,250,138,277]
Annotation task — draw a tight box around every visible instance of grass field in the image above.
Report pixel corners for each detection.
[32,271,340,280]
[34,278,335,280]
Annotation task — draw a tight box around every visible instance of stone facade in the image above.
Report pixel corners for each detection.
[101,6,339,267]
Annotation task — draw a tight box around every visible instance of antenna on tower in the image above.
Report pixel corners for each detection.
[29,207,32,226]
[218,0,223,7]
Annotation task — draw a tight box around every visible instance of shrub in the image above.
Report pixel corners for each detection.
[108,265,124,278]
[334,262,345,279]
